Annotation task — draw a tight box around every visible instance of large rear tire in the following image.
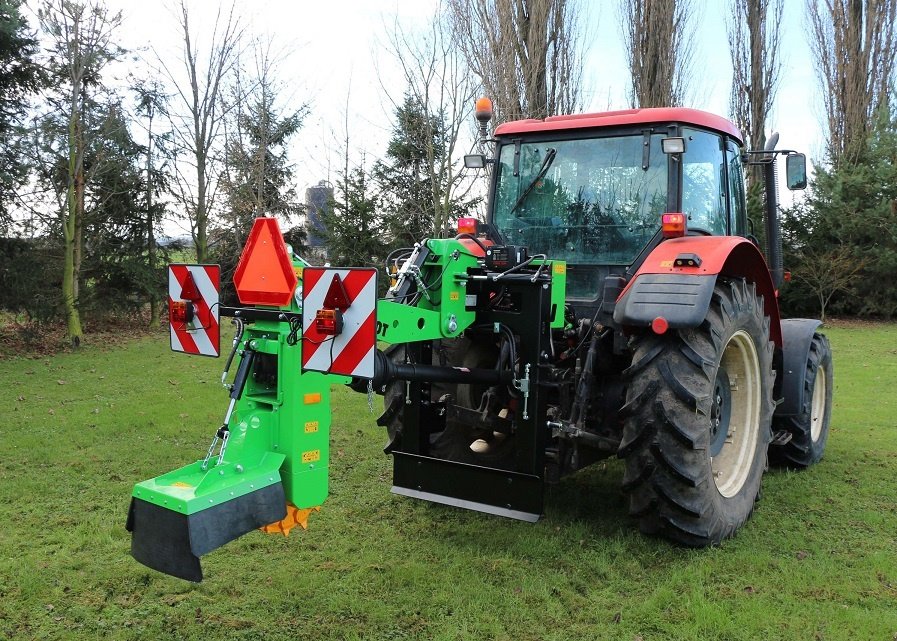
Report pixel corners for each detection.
[770,333,833,468]
[619,278,775,546]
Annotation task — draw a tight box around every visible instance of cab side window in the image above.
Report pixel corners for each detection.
[726,141,747,236]
[681,128,727,235]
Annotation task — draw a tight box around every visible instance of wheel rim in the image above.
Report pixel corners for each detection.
[711,330,761,498]
[810,366,827,442]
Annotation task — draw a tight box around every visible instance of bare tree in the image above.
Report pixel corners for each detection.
[620,0,695,108]
[37,0,121,347]
[726,0,783,251]
[807,0,897,166]
[380,8,480,236]
[795,245,865,323]
[160,1,242,263]
[727,0,782,158]
[132,78,170,326]
[446,0,584,122]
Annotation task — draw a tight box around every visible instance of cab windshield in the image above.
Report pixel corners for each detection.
[492,133,668,267]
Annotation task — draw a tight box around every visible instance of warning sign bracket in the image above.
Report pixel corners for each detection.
[300,267,377,378]
[168,264,221,358]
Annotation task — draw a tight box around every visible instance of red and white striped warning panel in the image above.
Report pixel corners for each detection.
[168,264,221,357]
[301,267,377,378]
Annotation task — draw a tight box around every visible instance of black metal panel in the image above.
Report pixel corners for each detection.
[613,273,716,328]
[387,266,555,521]
[127,483,286,583]
[392,452,543,522]
[776,318,822,416]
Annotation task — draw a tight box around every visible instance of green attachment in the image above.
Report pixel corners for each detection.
[378,238,478,344]
[128,294,335,580]
[542,259,567,329]
[130,452,285,516]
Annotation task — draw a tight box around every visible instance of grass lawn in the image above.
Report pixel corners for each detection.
[1,322,895,640]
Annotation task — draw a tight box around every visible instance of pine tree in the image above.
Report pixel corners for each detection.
[0,0,41,230]
[374,94,479,246]
[320,164,387,268]
[781,108,897,318]
[215,88,305,303]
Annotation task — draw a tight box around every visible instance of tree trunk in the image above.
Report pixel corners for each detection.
[147,110,160,327]
[195,159,208,263]
[64,99,83,348]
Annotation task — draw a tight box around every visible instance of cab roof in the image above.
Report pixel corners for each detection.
[494,107,744,145]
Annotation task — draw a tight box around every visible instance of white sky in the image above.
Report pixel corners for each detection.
[39,0,822,228]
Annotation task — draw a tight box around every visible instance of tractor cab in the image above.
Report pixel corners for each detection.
[478,108,805,304]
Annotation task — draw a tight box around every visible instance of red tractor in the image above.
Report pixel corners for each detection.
[375,103,832,546]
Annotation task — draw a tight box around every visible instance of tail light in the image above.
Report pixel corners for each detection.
[170,301,194,325]
[314,309,343,336]
[662,213,687,238]
[457,217,478,235]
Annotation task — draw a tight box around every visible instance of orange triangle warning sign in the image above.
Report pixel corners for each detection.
[323,274,351,311]
[233,217,298,307]
[180,271,201,301]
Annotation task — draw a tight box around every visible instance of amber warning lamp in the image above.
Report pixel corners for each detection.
[661,213,687,239]
[475,96,493,142]
[314,274,351,337]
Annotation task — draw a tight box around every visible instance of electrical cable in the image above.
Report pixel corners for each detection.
[286,316,302,346]
[454,233,488,252]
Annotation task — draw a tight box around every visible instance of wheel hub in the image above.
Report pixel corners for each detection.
[709,368,732,458]
[710,330,761,498]
[810,366,827,442]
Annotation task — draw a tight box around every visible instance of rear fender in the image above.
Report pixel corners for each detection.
[613,236,782,347]
[776,319,822,416]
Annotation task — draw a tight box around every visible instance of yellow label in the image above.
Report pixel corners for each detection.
[294,266,303,278]
[659,260,674,268]
[449,291,459,301]
[171,481,193,488]
[304,392,322,405]
[553,263,566,274]
[302,450,321,463]
[304,420,319,433]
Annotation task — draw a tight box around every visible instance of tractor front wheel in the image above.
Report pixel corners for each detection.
[770,333,833,468]
[619,278,775,546]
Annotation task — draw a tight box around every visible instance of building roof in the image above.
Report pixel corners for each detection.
[494,107,743,144]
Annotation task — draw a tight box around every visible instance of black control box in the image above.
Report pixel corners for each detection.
[484,245,529,270]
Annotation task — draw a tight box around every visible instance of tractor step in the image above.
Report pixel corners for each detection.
[391,452,543,522]
[770,430,794,446]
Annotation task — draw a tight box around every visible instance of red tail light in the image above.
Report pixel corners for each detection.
[315,309,343,336]
[457,217,478,235]
[662,213,687,238]
[170,301,193,325]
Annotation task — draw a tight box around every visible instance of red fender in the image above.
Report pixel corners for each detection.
[615,236,782,347]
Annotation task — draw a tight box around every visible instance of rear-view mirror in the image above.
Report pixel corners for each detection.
[464,154,487,169]
[785,153,807,190]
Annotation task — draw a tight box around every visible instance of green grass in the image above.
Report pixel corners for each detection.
[1,323,896,640]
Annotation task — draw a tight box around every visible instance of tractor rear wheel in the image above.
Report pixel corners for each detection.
[770,333,833,468]
[619,278,775,546]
